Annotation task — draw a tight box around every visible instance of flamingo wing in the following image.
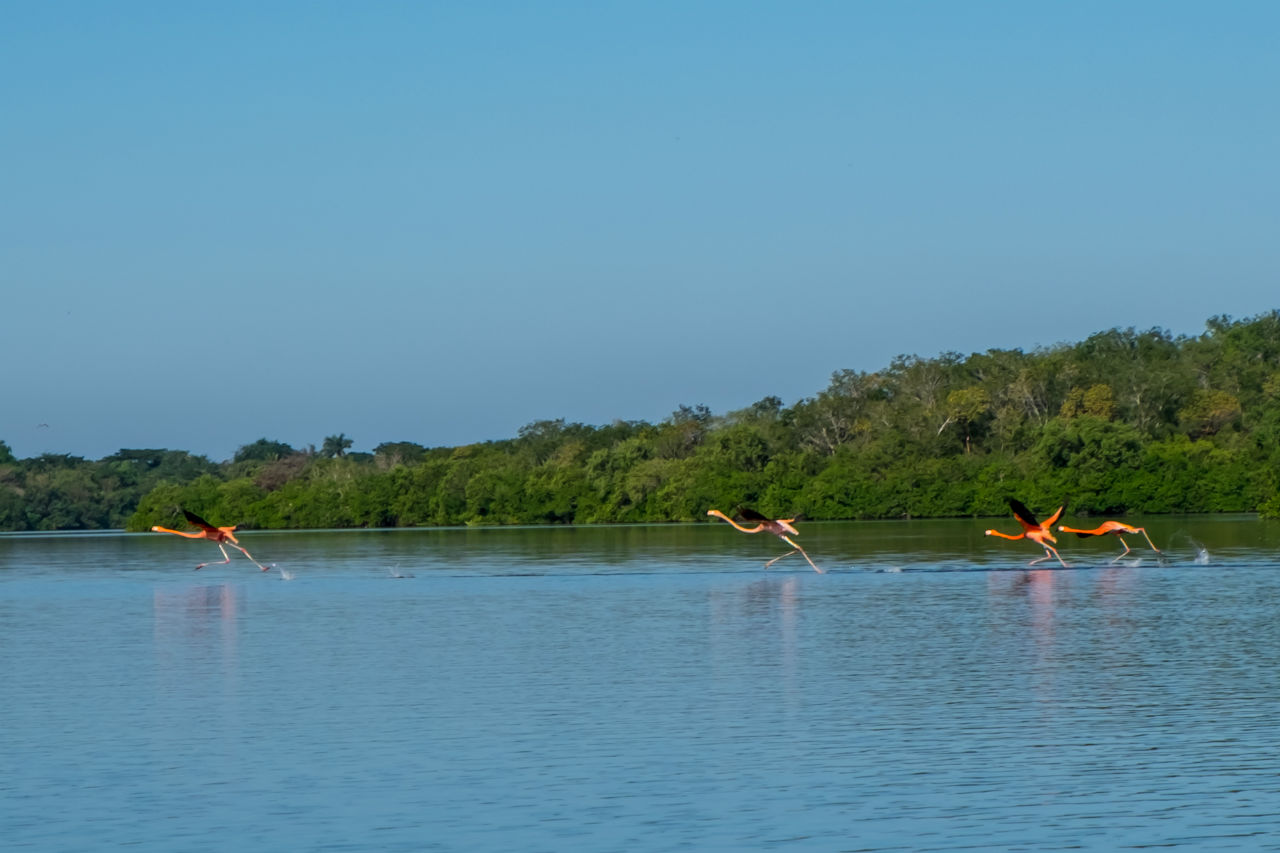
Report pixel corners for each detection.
[1007,498,1040,531]
[736,507,770,523]
[1042,505,1067,528]
[182,509,219,533]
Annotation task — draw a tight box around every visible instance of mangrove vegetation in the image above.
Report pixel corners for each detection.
[3,312,1280,532]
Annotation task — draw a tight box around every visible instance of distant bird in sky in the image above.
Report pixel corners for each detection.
[707,507,824,573]
[985,499,1068,568]
[152,509,271,571]
[1057,519,1161,562]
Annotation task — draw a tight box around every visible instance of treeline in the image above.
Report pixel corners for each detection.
[4,312,1280,533]
[0,447,218,531]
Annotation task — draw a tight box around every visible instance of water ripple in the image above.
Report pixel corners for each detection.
[3,526,1280,851]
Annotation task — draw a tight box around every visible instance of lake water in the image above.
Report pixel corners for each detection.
[3,517,1280,851]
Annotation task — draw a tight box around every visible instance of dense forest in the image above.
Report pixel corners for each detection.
[3,312,1280,533]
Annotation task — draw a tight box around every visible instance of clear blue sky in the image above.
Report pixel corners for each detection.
[3,2,1277,461]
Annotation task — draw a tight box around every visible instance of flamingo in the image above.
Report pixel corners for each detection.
[152,509,271,571]
[1057,519,1161,562]
[707,507,824,573]
[984,498,1068,567]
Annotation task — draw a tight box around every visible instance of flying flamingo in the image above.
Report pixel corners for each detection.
[1057,519,1161,562]
[152,509,271,571]
[707,507,824,573]
[985,498,1068,567]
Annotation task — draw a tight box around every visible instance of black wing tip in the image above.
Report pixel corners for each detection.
[736,506,768,522]
[1006,497,1035,519]
[182,508,210,527]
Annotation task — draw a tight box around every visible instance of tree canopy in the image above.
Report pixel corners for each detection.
[3,312,1280,531]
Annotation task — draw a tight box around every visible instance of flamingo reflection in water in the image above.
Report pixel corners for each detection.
[707,507,824,573]
[152,509,272,571]
[984,498,1069,568]
[1057,519,1162,563]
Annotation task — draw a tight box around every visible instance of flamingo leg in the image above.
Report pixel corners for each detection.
[1109,536,1134,564]
[764,549,798,569]
[228,541,271,571]
[195,543,233,571]
[1138,528,1162,553]
[780,535,824,574]
[1030,545,1068,568]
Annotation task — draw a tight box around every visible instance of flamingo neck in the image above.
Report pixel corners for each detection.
[151,526,206,539]
[707,509,764,534]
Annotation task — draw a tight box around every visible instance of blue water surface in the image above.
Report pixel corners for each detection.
[2,521,1279,851]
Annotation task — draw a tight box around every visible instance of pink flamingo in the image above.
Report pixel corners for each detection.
[1058,520,1161,562]
[707,507,824,573]
[152,509,271,571]
[985,499,1068,567]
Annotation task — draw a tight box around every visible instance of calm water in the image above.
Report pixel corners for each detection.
[3,517,1280,852]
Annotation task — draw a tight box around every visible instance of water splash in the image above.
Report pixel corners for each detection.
[1168,531,1210,566]
[279,566,296,581]
[388,565,415,579]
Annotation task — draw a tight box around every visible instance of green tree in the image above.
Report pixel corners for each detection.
[1061,384,1117,420]
[1178,389,1242,437]
[791,370,883,455]
[943,387,992,453]
[373,441,426,469]
[9,309,1275,533]
[234,438,296,463]
[321,433,354,459]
